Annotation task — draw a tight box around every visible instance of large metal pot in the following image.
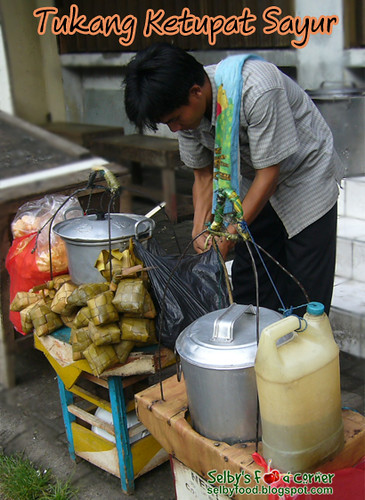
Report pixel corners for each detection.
[53,212,154,284]
[307,83,365,177]
[175,303,282,444]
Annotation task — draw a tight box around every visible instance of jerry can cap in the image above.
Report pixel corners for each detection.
[306,302,325,315]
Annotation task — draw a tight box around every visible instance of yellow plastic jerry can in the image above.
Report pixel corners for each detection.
[255,302,344,472]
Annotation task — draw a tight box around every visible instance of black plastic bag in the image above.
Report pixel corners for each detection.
[134,239,230,350]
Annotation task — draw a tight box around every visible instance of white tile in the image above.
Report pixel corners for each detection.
[335,238,353,279]
[330,275,365,359]
[333,276,348,286]
[331,279,365,313]
[353,240,365,282]
[345,178,365,220]
[337,216,365,240]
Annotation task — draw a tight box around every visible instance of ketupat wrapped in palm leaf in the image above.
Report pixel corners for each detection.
[73,306,92,328]
[61,311,78,328]
[71,326,92,360]
[67,283,109,307]
[20,300,43,334]
[50,282,78,315]
[125,290,157,319]
[30,302,63,337]
[112,278,146,314]
[95,249,128,281]
[120,317,156,343]
[95,240,142,281]
[114,340,135,364]
[88,321,121,346]
[143,291,157,318]
[87,291,119,326]
[53,274,72,290]
[31,274,72,293]
[10,291,40,312]
[83,343,118,376]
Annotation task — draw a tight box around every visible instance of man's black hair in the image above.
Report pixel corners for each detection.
[124,43,205,131]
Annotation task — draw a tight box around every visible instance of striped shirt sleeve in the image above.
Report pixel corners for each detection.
[177,129,213,169]
[245,88,300,168]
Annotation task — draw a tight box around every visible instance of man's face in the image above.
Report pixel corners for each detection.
[160,85,206,132]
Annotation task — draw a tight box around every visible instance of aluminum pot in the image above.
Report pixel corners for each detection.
[53,212,154,284]
[175,303,282,444]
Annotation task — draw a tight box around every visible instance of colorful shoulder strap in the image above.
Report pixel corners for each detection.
[211,54,261,231]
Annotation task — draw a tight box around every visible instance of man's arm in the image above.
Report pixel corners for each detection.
[192,165,214,253]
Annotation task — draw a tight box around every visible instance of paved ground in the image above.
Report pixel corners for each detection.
[1,175,364,499]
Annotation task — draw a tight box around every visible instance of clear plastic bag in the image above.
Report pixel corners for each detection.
[6,195,81,334]
[11,194,81,273]
[134,239,230,350]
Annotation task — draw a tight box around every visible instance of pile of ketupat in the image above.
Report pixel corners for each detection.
[10,243,157,377]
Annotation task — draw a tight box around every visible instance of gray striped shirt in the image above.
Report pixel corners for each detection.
[178,60,345,238]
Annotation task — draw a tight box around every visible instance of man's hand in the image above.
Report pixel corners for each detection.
[192,230,211,253]
[193,223,237,259]
[214,223,237,260]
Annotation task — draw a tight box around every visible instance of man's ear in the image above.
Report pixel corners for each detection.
[189,84,203,98]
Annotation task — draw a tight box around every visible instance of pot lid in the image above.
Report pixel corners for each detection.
[307,83,365,99]
[53,213,155,243]
[176,303,283,370]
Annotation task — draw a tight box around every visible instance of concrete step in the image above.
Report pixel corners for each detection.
[330,278,365,358]
[339,176,365,220]
[336,216,365,281]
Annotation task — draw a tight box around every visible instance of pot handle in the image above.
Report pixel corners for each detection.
[174,351,182,382]
[212,303,251,343]
[320,81,357,89]
[134,218,154,240]
[63,207,84,220]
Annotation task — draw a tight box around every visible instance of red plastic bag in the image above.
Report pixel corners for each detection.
[5,232,64,334]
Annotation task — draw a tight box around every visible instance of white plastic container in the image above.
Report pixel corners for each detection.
[255,302,344,472]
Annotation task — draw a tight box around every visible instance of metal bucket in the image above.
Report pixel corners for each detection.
[175,303,282,444]
[307,83,365,177]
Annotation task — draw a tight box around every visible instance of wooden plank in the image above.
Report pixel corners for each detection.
[131,433,169,479]
[36,331,175,377]
[72,421,168,480]
[318,410,365,473]
[0,219,15,389]
[68,404,115,436]
[135,375,365,500]
[40,122,124,148]
[34,334,86,389]
[58,376,77,461]
[128,422,147,440]
[82,372,109,389]
[72,422,120,477]
[122,374,149,389]
[89,134,181,170]
[0,158,130,206]
[108,376,134,494]
[71,384,112,413]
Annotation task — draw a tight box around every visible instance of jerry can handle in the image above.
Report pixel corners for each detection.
[260,315,305,347]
